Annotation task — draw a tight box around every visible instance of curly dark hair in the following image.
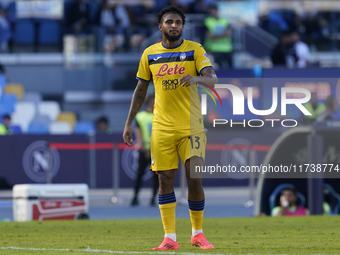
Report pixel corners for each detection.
[281,188,297,196]
[156,5,186,25]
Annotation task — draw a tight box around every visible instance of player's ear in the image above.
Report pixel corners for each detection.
[158,23,162,31]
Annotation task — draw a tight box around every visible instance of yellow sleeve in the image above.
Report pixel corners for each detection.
[194,44,213,75]
[136,50,151,82]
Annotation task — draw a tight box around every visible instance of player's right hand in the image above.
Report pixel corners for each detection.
[122,124,134,147]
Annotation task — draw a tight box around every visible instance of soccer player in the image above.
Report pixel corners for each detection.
[122,5,218,250]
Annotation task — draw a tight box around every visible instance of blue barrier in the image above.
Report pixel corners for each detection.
[0,131,278,189]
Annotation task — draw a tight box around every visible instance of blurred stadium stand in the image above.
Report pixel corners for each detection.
[38,101,60,121]
[9,124,22,134]
[27,122,49,134]
[4,83,24,101]
[49,121,73,134]
[12,19,35,51]
[74,121,95,134]
[31,114,51,127]
[57,111,77,128]
[38,19,62,51]
[0,94,17,114]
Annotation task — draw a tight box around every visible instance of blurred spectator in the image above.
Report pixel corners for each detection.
[271,188,309,217]
[187,0,211,14]
[67,0,91,34]
[324,186,336,215]
[259,11,289,39]
[316,95,339,122]
[103,34,125,53]
[271,31,295,67]
[301,12,328,47]
[204,4,233,69]
[305,11,335,51]
[153,0,170,13]
[0,115,11,135]
[267,10,290,31]
[301,92,325,125]
[259,9,298,39]
[0,7,10,52]
[291,31,310,68]
[126,3,153,52]
[131,94,158,206]
[129,34,146,52]
[95,1,130,37]
[95,116,112,134]
[169,0,190,12]
[95,1,131,52]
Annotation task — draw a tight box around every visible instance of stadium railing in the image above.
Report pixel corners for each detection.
[45,139,271,205]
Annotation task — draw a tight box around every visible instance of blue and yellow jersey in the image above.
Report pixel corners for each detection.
[136,39,213,131]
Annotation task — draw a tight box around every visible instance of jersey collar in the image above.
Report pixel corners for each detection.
[162,39,183,49]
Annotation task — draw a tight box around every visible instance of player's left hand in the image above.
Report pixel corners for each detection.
[179,74,197,87]
[122,124,134,147]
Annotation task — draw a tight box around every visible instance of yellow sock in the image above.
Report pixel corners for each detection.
[189,209,204,231]
[159,202,176,234]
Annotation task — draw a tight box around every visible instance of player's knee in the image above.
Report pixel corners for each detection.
[158,171,174,190]
[187,178,202,190]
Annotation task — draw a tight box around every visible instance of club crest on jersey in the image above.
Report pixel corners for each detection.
[180,52,186,61]
[155,63,185,77]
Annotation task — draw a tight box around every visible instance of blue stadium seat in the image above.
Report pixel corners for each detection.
[31,115,51,127]
[74,121,95,134]
[0,94,17,114]
[38,20,61,45]
[0,75,7,93]
[9,125,22,134]
[27,122,49,134]
[0,74,7,85]
[269,183,306,212]
[63,0,74,22]
[6,2,16,24]
[13,19,35,45]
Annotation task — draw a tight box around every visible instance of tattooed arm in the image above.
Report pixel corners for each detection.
[122,80,150,146]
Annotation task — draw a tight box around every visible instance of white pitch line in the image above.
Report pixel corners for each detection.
[1,247,329,255]
[0,246,234,255]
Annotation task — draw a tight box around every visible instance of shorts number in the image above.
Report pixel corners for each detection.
[190,136,200,149]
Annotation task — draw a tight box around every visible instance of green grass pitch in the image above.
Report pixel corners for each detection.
[0,216,340,254]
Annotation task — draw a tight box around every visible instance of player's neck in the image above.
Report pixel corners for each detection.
[162,38,182,49]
